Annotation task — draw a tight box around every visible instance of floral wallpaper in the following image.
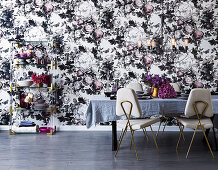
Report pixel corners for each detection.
[0,0,217,126]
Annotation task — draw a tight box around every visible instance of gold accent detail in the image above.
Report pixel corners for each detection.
[143,128,149,142]
[150,125,159,153]
[9,129,15,135]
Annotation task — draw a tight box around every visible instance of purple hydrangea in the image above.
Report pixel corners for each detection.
[158,83,177,99]
[144,74,168,88]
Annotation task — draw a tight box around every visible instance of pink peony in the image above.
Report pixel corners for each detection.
[184,25,193,34]
[194,81,204,88]
[177,19,183,26]
[77,70,84,77]
[44,3,53,14]
[94,81,103,92]
[177,70,183,77]
[194,30,204,40]
[77,19,83,25]
[144,56,153,67]
[127,45,134,51]
[145,4,153,15]
[94,29,103,40]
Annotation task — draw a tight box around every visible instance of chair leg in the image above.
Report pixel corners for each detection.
[156,121,162,138]
[212,127,217,151]
[129,130,134,149]
[143,128,149,142]
[115,126,127,158]
[162,117,168,135]
[129,127,139,160]
[200,126,214,159]
[178,124,185,142]
[118,129,123,143]
[150,125,159,153]
[186,127,198,158]
[176,125,183,151]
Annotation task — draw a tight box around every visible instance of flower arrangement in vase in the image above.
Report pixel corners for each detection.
[144,74,171,98]
[32,73,51,87]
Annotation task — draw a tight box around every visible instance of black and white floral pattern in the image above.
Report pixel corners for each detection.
[0,0,217,126]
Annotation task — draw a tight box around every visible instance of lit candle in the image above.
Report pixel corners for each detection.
[184,38,188,51]
[138,40,142,48]
[171,38,175,46]
[151,40,155,48]
[147,39,151,47]
[184,38,188,46]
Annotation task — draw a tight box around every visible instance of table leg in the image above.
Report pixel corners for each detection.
[112,121,117,151]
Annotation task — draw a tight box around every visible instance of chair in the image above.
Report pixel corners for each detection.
[126,82,143,92]
[115,88,160,160]
[176,88,216,158]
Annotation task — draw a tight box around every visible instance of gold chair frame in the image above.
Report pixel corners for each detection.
[176,100,214,159]
[114,101,159,160]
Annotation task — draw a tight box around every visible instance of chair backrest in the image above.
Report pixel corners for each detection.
[184,88,213,117]
[170,83,181,92]
[116,88,142,118]
[126,83,143,92]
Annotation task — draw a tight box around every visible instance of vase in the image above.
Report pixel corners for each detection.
[152,87,158,98]
[37,83,43,87]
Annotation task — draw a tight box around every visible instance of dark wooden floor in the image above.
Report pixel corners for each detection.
[0,130,218,170]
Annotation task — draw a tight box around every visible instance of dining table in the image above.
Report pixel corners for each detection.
[86,95,218,151]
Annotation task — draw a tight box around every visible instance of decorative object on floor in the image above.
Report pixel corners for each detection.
[24,93,35,103]
[39,127,53,133]
[17,80,33,87]
[12,125,39,133]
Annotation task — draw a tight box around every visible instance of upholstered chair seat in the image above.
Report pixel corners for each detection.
[117,118,160,131]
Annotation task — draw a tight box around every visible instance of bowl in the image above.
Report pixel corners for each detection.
[104,92,112,97]
[136,91,144,94]
[39,127,53,133]
[17,80,33,87]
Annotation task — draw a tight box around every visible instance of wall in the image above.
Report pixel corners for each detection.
[0,0,217,126]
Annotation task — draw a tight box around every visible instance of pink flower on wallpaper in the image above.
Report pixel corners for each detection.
[145,4,153,15]
[144,56,153,67]
[127,45,134,51]
[77,70,84,77]
[194,81,204,88]
[94,29,103,40]
[184,25,193,34]
[184,76,193,85]
[94,81,103,92]
[194,30,204,40]
[85,76,93,85]
[44,3,53,14]
[177,70,184,77]
[177,19,183,26]
[85,24,93,32]
[135,0,143,7]
[77,19,84,25]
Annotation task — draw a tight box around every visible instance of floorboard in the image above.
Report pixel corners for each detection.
[0,130,217,170]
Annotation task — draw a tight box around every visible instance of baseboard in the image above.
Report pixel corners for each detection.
[1,124,217,132]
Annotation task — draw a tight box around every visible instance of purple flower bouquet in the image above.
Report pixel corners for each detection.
[158,83,177,99]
